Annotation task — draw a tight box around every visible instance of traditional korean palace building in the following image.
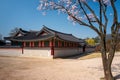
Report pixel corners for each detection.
[4,26,85,58]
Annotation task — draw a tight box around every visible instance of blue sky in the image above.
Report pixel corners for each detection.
[0,0,120,39]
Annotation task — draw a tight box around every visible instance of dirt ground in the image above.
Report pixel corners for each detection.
[0,52,120,80]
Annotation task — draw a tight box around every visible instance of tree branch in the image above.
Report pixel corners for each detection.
[77,1,101,36]
[110,0,118,31]
[83,2,102,26]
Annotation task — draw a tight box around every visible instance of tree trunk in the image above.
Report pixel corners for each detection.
[106,63,115,80]
[100,39,115,80]
[101,52,115,80]
[106,58,115,80]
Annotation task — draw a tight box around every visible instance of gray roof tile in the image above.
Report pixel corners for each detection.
[5,26,84,43]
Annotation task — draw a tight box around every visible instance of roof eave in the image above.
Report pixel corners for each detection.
[11,36,54,42]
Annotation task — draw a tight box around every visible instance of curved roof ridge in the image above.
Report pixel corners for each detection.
[19,28,29,33]
[43,25,72,35]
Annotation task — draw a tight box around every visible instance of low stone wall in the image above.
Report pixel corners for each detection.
[54,48,83,58]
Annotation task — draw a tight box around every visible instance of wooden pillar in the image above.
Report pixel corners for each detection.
[22,42,24,54]
[64,41,65,47]
[23,42,26,47]
[49,40,52,47]
[60,41,61,47]
[32,42,34,47]
[50,40,54,56]
[70,42,72,47]
[74,43,76,47]
[22,46,24,54]
[65,42,67,47]
[16,41,17,45]
[77,43,79,47]
[75,43,77,47]
[71,43,73,47]
[73,43,74,47]
[69,42,71,47]
[42,41,44,47]
[54,39,55,47]
[77,43,78,47]
[39,41,41,47]
[58,41,61,47]
[58,41,60,47]
[29,42,32,47]
[83,45,86,52]
[66,42,68,47]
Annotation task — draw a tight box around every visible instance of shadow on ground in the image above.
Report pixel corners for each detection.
[115,74,120,79]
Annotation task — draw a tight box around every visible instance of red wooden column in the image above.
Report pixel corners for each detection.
[60,41,62,47]
[50,40,54,56]
[73,43,75,47]
[22,42,25,54]
[74,43,76,47]
[69,42,70,47]
[65,42,67,47]
[39,41,42,47]
[23,42,26,47]
[22,42,26,54]
[64,41,66,47]
[49,40,52,47]
[66,42,68,47]
[59,41,61,47]
[58,41,61,47]
[22,46,24,54]
[77,43,79,47]
[58,40,60,47]
[69,42,71,47]
[70,42,71,47]
[32,42,34,47]
[76,43,78,47]
[29,42,32,47]
[42,41,44,47]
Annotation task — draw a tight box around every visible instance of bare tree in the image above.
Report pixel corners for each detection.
[9,27,19,37]
[37,0,120,80]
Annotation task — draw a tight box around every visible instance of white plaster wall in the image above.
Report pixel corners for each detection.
[54,48,83,58]
[0,48,52,58]
[0,48,22,57]
[23,48,52,58]
[0,47,95,58]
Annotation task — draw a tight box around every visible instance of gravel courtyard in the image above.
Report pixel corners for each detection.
[0,52,120,80]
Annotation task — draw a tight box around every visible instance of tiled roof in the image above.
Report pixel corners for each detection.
[5,26,84,43]
[4,28,29,40]
[42,26,83,42]
[12,32,54,41]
